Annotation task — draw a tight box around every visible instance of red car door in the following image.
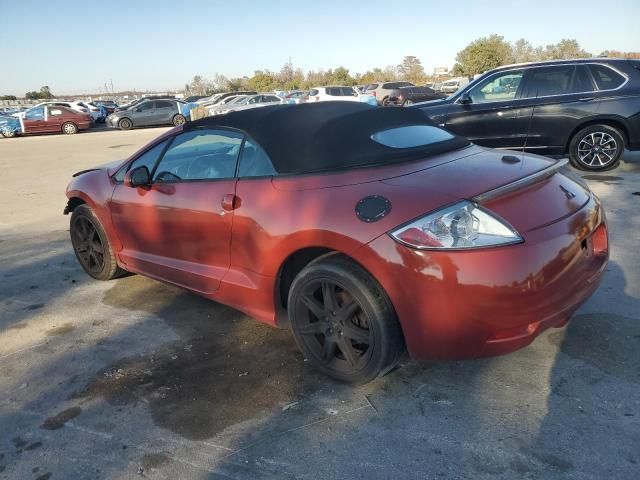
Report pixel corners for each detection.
[21,106,47,133]
[44,106,66,132]
[109,129,244,294]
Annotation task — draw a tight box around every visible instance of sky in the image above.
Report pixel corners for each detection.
[1,0,639,96]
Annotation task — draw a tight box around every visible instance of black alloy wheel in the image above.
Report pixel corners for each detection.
[70,205,126,280]
[71,216,105,275]
[289,256,404,384]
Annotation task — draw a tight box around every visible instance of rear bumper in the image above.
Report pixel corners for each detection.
[353,195,608,360]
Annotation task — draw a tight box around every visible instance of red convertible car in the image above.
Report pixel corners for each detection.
[65,103,608,383]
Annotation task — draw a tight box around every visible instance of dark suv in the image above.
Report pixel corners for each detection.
[388,86,446,106]
[417,58,640,170]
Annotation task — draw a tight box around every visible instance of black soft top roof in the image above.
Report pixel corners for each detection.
[186,102,469,174]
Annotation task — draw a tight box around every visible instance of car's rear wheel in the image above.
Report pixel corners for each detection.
[62,122,78,135]
[288,256,404,384]
[1,128,16,138]
[569,124,624,171]
[381,96,391,107]
[118,118,133,130]
[403,99,414,107]
[172,114,186,126]
[70,205,126,281]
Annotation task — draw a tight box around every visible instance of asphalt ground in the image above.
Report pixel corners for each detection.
[1,128,639,479]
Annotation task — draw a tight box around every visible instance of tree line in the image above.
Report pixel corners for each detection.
[185,37,639,95]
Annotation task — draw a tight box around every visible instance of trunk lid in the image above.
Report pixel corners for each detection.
[381,148,591,232]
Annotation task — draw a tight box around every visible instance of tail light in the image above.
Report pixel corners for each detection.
[591,223,608,256]
[371,91,376,97]
[391,201,522,250]
[314,96,319,101]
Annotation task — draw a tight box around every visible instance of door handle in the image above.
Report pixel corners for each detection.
[221,194,239,211]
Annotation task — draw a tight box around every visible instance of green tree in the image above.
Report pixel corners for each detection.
[247,70,278,92]
[543,39,590,60]
[397,56,426,84]
[39,86,54,99]
[0,95,17,100]
[454,34,514,77]
[511,39,538,63]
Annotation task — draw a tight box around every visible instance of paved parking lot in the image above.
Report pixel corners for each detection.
[1,130,639,480]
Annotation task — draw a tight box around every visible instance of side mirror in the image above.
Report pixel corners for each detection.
[458,93,472,105]
[124,166,150,188]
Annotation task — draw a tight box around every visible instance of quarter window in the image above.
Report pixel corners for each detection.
[152,129,243,182]
[238,138,276,177]
[468,71,524,103]
[588,64,625,90]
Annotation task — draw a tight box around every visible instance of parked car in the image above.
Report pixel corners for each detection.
[307,86,361,102]
[26,100,99,122]
[92,101,118,116]
[364,81,414,105]
[2,105,91,137]
[64,102,607,384]
[283,90,308,104]
[115,96,175,112]
[209,94,282,115]
[107,99,186,129]
[418,58,640,170]
[183,95,207,103]
[439,77,470,94]
[387,86,447,106]
[200,92,258,108]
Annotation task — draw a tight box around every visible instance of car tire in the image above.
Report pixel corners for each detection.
[288,255,405,384]
[62,122,78,135]
[569,124,624,171]
[172,114,186,126]
[402,99,414,107]
[381,96,391,107]
[70,204,127,281]
[118,118,133,130]
[1,128,16,138]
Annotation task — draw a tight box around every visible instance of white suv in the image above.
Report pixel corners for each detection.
[307,86,360,102]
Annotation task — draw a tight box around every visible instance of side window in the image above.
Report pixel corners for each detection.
[25,107,45,120]
[152,129,243,182]
[137,101,154,111]
[155,100,173,109]
[341,87,356,96]
[248,96,259,104]
[113,139,169,182]
[239,138,276,177]
[468,70,524,103]
[527,65,574,97]
[589,64,626,90]
[326,87,339,96]
[573,65,595,93]
[48,107,63,116]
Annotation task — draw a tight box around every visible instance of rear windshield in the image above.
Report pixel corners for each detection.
[371,125,455,148]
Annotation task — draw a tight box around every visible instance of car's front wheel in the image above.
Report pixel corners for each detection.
[70,205,126,280]
[402,99,414,107]
[62,122,78,134]
[118,118,133,130]
[288,256,405,384]
[1,128,16,138]
[569,124,624,171]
